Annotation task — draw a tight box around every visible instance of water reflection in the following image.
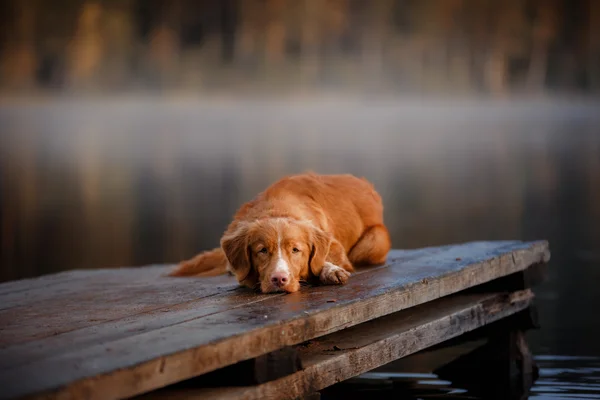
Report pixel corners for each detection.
[1,98,599,397]
[532,356,600,399]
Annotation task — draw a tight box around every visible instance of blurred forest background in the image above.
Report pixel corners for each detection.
[1,0,600,96]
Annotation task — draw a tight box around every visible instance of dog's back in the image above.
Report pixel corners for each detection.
[263,173,385,251]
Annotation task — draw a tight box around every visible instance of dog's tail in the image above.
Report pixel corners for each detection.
[168,248,229,277]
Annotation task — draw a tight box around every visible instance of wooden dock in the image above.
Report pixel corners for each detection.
[0,240,550,400]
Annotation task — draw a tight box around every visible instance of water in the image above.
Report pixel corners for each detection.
[1,97,599,398]
[321,356,600,398]
[532,356,600,399]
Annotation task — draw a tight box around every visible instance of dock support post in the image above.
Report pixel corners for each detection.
[433,319,539,399]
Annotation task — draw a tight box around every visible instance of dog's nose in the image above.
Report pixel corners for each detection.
[270,273,289,287]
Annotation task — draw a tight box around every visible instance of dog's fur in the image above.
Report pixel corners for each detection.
[169,173,391,293]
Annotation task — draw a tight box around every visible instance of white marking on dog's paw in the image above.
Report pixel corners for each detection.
[320,262,351,285]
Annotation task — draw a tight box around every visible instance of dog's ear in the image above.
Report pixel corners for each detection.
[308,227,332,276]
[221,223,255,286]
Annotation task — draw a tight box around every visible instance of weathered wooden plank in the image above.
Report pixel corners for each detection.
[0,288,277,370]
[0,270,85,296]
[0,266,222,311]
[0,248,431,313]
[139,290,535,400]
[0,240,548,400]
[0,248,436,310]
[0,274,241,346]
[367,298,541,376]
[0,248,440,367]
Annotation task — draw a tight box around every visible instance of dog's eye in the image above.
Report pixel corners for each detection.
[258,248,268,254]
[292,247,300,253]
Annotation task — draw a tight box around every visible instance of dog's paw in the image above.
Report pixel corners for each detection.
[320,262,351,285]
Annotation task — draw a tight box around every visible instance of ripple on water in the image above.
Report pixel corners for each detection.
[530,355,600,399]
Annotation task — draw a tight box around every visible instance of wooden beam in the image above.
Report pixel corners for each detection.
[137,290,534,400]
[0,240,549,400]
[434,329,538,399]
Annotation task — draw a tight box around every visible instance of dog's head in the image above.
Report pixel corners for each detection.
[220,218,332,293]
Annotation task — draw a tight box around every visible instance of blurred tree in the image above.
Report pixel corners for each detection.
[237,0,263,65]
[265,0,286,64]
[146,0,182,88]
[528,0,562,92]
[299,0,322,83]
[67,1,105,90]
[1,0,37,90]
[102,0,136,89]
[484,0,530,96]
[410,0,466,91]
[360,0,393,84]
[590,0,600,90]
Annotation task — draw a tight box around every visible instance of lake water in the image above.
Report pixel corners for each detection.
[1,97,599,398]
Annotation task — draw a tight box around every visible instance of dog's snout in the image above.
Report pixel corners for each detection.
[270,272,289,287]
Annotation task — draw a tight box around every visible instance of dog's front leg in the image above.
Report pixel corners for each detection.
[318,240,353,285]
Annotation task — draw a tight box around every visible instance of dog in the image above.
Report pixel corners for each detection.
[169,173,391,293]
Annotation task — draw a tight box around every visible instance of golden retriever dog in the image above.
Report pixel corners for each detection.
[169,173,391,293]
